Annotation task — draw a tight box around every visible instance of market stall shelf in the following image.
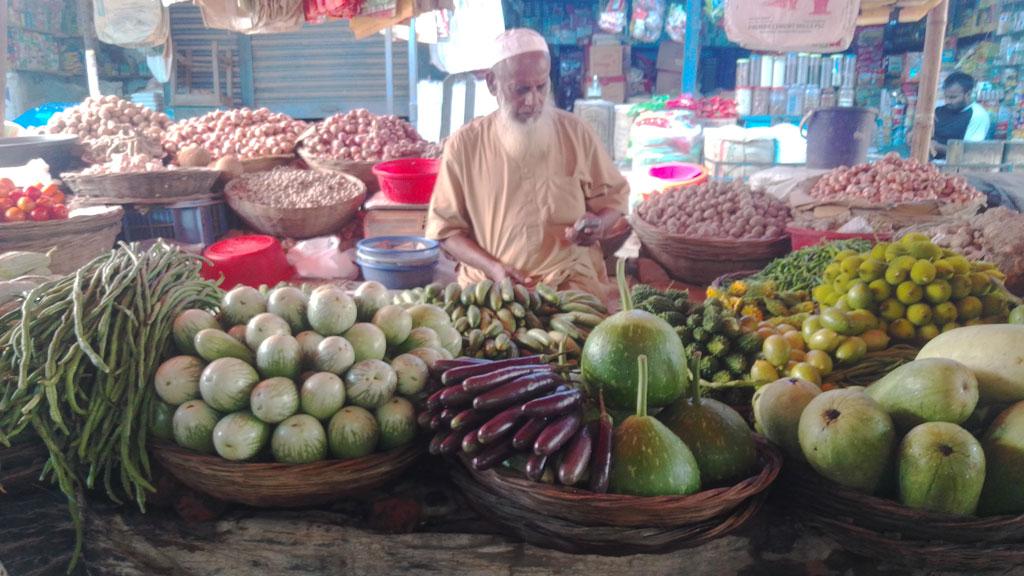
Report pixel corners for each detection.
[451,436,782,555]
[150,440,423,508]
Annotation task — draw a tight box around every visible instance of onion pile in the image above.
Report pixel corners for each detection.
[810,153,984,205]
[636,180,790,239]
[41,96,170,163]
[163,108,307,162]
[228,167,364,208]
[80,153,169,175]
[300,109,435,162]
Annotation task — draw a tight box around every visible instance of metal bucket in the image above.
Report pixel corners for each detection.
[800,107,878,169]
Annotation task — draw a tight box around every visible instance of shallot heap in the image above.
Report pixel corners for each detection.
[163,107,307,162]
[810,153,984,205]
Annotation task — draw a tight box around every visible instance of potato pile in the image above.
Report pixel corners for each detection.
[636,180,790,239]
[163,108,307,162]
[300,109,433,162]
[810,153,983,205]
[42,96,170,163]
[228,167,364,208]
[80,153,168,175]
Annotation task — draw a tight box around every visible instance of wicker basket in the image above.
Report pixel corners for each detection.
[224,173,366,239]
[450,436,782,555]
[780,462,1024,570]
[240,154,296,173]
[150,441,423,508]
[0,206,122,274]
[61,168,221,203]
[296,145,379,194]
[631,215,791,286]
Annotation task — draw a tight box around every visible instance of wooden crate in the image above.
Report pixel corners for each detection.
[945,140,1005,173]
[362,192,428,238]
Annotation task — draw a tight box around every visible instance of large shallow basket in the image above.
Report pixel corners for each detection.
[631,215,791,286]
[451,436,782,555]
[780,461,1024,570]
[150,441,423,508]
[61,168,221,203]
[297,145,379,193]
[0,206,122,273]
[224,172,366,239]
[240,154,296,173]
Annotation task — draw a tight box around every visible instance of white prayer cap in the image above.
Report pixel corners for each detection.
[490,28,549,69]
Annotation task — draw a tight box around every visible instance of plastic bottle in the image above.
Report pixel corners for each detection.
[787,53,808,115]
[891,90,907,147]
[587,75,603,99]
[735,58,752,116]
[805,54,822,112]
[769,58,787,116]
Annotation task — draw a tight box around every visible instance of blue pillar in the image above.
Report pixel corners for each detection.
[682,0,702,95]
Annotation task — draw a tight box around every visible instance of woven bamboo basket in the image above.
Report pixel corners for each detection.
[631,215,791,286]
[779,461,1024,570]
[296,145,379,194]
[61,168,221,203]
[0,206,122,274]
[450,436,782,555]
[150,441,423,508]
[0,439,48,496]
[224,173,366,239]
[240,154,296,173]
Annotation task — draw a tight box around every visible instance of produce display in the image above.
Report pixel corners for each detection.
[0,242,222,569]
[226,167,365,209]
[743,239,874,293]
[163,107,307,162]
[158,283,438,463]
[394,280,606,362]
[41,95,171,163]
[635,180,790,240]
[0,179,69,223]
[299,109,438,163]
[810,153,984,205]
[755,336,1024,518]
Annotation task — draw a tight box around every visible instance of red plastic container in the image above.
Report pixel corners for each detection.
[641,162,709,202]
[372,158,441,204]
[786,226,893,251]
[201,235,294,289]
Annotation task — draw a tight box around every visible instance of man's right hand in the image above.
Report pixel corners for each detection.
[488,261,534,287]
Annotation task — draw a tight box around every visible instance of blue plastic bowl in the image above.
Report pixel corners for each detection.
[356,236,440,289]
[356,257,438,289]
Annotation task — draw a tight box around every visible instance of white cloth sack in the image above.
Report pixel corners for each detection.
[723,0,861,53]
[93,0,168,48]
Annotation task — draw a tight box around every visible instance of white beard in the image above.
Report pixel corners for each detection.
[494,96,555,162]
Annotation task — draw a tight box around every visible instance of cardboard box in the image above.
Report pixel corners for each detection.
[582,76,626,103]
[587,42,623,78]
[656,41,685,72]
[655,70,682,96]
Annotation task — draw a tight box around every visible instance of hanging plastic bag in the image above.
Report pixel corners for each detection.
[598,0,627,34]
[286,237,360,280]
[144,38,173,84]
[665,3,686,43]
[630,0,667,44]
[723,0,861,53]
[93,0,168,48]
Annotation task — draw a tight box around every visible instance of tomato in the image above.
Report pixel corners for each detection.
[46,189,64,204]
[4,207,26,222]
[29,206,50,222]
[0,196,14,211]
[16,197,35,212]
[50,204,69,219]
[24,186,41,201]
[9,190,25,202]
[41,182,60,196]
[35,195,53,208]
[0,178,14,193]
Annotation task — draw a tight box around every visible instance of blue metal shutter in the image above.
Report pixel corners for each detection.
[249,21,409,120]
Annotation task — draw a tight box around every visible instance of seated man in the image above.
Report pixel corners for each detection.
[930,71,991,159]
[425,28,629,300]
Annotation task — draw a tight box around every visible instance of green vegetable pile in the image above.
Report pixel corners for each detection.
[0,242,222,570]
[748,239,874,292]
[631,285,762,383]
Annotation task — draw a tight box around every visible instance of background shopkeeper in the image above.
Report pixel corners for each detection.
[930,71,991,159]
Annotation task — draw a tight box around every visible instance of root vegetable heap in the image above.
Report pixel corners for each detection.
[42,95,170,163]
[811,153,983,205]
[636,180,790,240]
[425,356,612,491]
[301,109,437,162]
[81,153,168,175]
[163,107,307,162]
[228,167,365,209]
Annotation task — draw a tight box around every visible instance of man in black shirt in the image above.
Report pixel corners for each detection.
[930,71,991,159]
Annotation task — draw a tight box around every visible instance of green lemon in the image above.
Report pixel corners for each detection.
[858,258,887,282]
[868,279,892,302]
[750,359,780,382]
[894,255,918,271]
[896,281,923,305]
[900,232,931,245]
[807,328,840,353]
[910,260,937,285]
[790,363,822,386]
[946,255,971,274]
[932,301,958,325]
[906,303,933,327]
[941,321,960,333]
[820,308,852,335]
[956,296,983,321]
[835,337,868,365]
[833,296,851,312]
[982,294,1009,318]
[762,334,792,368]
[847,309,879,335]
[804,349,834,376]
[834,249,859,262]
[812,285,835,304]
[888,318,916,341]
[917,324,941,343]
[840,256,865,277]
[884,266,908,286]
[970,273,993,296]
[870,243,889,261]
[861,329,891,352]
[907,241,942,260]
[1010,305,1024,325]
[823,262,842,282]
[934,259,955,280]
[832,273,853,295]
[846,282,875,311]
[884,242,908,262]
[924,280,952,304]
[878,298,906,321]
[949,274,972,299]
[802,315,822,341]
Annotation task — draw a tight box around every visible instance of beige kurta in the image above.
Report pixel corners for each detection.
[425,110,629,294]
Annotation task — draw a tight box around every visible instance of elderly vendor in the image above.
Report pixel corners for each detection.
[425,28,629,298]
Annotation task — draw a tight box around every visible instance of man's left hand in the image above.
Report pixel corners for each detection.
[565,212,604,246]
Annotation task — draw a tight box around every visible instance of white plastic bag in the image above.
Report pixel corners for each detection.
[286,236,360,280]
[629,109,702,169]
[724,0,861,53]
[144,39,173,84]
[93,0,168,48]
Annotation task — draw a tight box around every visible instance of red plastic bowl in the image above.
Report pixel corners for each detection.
[372,158,440,205]
[641,162,709,202]
[201,235,294,289]
[786,226,893,251]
